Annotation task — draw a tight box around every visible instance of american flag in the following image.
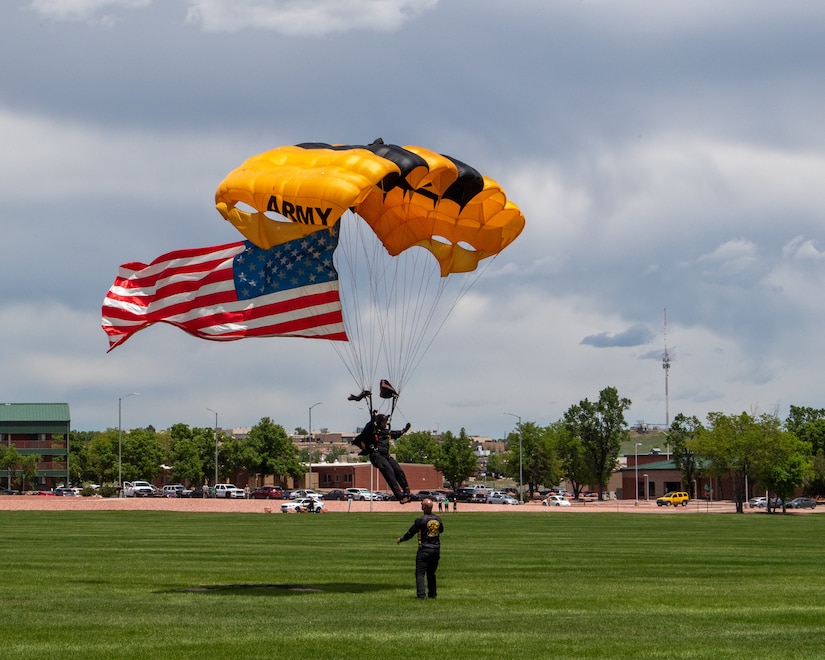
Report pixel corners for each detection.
[102,224,347,351]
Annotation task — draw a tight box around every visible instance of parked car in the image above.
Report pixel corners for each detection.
[416,490,446,502]
[345,488,375,501]
[214,484,246,499]
[656,491,690,507]
[123,481,154,497]
[487,492,520,505]
[752,497,784,508]
[455,488,486,503]
[189,486,211,498]
[250,486,285,500]
[371,491,391,501]
[542,494,571,507]
[54,487,78,497]
[281,497,325,513]
[322,489,348,501]
[291,489,324,500]
[786,497,816,509]
[162,484,189,498]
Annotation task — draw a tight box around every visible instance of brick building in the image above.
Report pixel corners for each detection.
[307,461,442,494]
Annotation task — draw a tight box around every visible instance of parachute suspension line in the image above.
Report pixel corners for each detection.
[331,214,375,391]
[399,253,496,385]
[388,244,446,392]
[333,213,500,402]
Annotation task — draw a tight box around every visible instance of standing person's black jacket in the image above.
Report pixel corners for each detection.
[399,512,444,551]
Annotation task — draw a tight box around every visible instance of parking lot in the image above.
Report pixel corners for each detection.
[4,494,820,514]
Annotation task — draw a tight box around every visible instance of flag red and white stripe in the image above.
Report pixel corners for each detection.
[102,238,347,351]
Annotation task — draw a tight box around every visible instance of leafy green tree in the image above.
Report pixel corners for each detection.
[485,452,507,479]
[556,426,588,498]
[298,447,324,463]
[668,413,703,496]
[18,453,40,491]
[168,423,216,486]
[563,386,631,498]
[324,445,348,462]
[785,406,825,496]
[0,444,21,489]
[85,429,119,484]
[245,417,304,486]
[808,451,825,498]
[120,427,165,481]
[503,421,563,500]
[67,430,97,484]
[785,405,825,455]
[751,417,813,512]
[691,412,772,513]
[217,434,252,482]
[394,431,442,464]
[434,429,478,490]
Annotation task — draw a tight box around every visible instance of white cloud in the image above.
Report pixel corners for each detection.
[783,236,825,261]
[29,0,150,24]
[185,0,439,35]
[696,239,759,275]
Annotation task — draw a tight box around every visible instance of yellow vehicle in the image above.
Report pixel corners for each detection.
[656,491,690,507]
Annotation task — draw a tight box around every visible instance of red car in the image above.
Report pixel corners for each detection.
[250,486,285,500]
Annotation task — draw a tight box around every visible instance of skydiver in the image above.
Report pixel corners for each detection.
[352,411,413,504]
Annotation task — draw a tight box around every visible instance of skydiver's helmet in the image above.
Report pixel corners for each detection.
[375,414,389,428]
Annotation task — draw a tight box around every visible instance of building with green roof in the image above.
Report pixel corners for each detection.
[0,403,70,490]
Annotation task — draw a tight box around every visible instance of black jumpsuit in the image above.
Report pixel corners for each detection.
[352,419,411,499]
[399,513,444,599]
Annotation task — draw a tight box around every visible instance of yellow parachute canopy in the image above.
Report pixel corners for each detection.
[215,140,525,276]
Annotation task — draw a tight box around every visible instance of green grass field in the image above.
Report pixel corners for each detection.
[0,510,823,659]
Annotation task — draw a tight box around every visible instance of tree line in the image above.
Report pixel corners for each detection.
[7,388,825,512]
[480,389,822,513]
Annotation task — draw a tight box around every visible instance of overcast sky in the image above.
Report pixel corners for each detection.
[3,0,825,439]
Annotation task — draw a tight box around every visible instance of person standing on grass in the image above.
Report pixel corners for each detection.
[397,498,444,599]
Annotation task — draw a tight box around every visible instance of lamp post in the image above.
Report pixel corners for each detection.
[118,392,139,496]
[643,473,649,502]
[206,408,218,485]
[635,442,642,504]
[308,402,322,489]
[504,413,523,502]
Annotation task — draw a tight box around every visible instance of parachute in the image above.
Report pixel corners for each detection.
[215,140,525,401]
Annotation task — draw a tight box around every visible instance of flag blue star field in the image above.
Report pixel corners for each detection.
[102,223,347,351]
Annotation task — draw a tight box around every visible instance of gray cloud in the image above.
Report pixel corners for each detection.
[3,1,825,436]
[581,325,655,349]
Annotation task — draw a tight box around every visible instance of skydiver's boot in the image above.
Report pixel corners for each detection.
[348,390,371,402]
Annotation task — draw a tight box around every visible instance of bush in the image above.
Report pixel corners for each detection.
[97,485,118,498]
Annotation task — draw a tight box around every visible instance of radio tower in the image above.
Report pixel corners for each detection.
[662,308,671,429]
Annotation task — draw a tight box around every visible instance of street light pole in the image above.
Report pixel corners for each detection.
[118,392,139,497]
[206,408,218,485]
[504,413,523,502]
[308,402,322,489]
[635,442,642,504]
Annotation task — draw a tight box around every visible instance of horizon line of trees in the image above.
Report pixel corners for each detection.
[9,390,825,511]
